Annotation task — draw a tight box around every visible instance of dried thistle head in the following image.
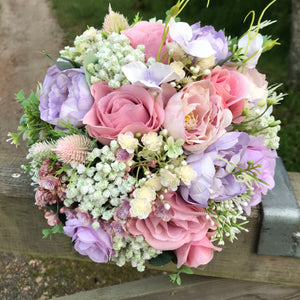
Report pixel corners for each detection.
[102,4,129,34]
[53,134,92,164]
[28,141,56,159]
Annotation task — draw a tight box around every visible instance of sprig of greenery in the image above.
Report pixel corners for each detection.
[169,265,193,285]
[7,88,53,147]
[42,223,64,239]
[132,12,142,25]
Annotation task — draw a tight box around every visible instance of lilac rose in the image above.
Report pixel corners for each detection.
[63,217,114,263]
[180,132,249,207]
[39,65,94,129]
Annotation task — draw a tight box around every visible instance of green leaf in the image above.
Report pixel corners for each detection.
[42,223,64,239]
[83,51,98,87]
[56,60,76,70]
[176,276,182,286]
[15,90,26,102]
[179,265,193,275]
[55,165,71,175]
[169,274,177,283]
[149,251,176,266]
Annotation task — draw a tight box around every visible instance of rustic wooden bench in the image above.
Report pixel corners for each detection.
[1,154,300,299]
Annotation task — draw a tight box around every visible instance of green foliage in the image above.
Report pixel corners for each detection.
[42,223,64,239]
[169,265,193,285]
[8,89,53,147]
[149,251,177,266]
[132,11,142,25]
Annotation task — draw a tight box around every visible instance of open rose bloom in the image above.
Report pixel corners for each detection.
[12,2,283,279]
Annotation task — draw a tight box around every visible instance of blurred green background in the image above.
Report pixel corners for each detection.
[48,0,298,171]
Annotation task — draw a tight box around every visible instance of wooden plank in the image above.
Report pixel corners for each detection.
[53,274,300,300]
[1,154,300,285]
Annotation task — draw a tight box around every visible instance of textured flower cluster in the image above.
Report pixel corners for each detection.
[64,142,136,223]
[11,0,283,276]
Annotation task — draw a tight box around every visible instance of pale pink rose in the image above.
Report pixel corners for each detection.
[164,80,232,153]
[207,66,249,122]
[83,83,165,144]
[127,191,220,268]
[242,68,269,113]
[122,21,172,63]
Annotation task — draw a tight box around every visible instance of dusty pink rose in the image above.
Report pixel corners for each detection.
[127,191,220,268]
[164,80,232,153]
[207,66,249,122]
[122,21,172,63]
[83,82,165,144]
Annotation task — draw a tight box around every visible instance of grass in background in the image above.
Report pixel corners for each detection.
[47,0,299,171]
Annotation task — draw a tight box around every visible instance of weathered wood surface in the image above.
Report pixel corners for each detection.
[54,274,300,300]
[1,154,300,286]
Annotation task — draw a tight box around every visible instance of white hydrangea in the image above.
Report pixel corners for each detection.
[175,165,197,185]
[141,132,163,152]
[160,168,180,191]
[118,132,139,154]
[130,198,152,219]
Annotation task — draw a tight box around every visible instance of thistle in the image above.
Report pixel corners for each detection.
[102,4,129,34]
[53,135,93,164]
[28,141,56,159]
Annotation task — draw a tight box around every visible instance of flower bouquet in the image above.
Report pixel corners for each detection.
[9,0,285,282]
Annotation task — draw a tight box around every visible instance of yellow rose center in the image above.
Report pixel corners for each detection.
[184,112,198,131]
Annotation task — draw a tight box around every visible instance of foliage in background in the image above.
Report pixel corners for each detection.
[46,0,299,171]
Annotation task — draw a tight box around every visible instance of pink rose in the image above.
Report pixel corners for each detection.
[83,83,165,144]
[164,80,232,153]
[122,21,172,63]
[242,68,271,115]
[207,66,249,122]
[127,191,220,268]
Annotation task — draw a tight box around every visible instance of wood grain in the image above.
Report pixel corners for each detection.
[54,274,300,300]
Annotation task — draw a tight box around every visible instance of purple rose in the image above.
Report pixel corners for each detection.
[39,65,94,129]
[180,132,249,207]
[63,217,114,263]
[240,136,277,215]
[190,23,229,64]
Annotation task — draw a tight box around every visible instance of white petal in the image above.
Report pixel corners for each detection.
[183,39,215,58]
[168,17,193,46]
[122,61,148,83]
[149,62,180,84]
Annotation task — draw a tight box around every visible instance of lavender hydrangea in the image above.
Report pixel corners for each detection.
[180,132,249,208]
[39,65,94,129]
[190,23,229,64]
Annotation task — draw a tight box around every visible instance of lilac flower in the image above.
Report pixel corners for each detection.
[39,65,94,129]
[168,18,215,58]
[63,216,114,263]
[122,61,181,92]
[190,23,229,64]
[180,132,249,208]
[240,136,277,215]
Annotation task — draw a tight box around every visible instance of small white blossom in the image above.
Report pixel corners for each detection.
[118,132,139,153]
[141,132,163,152]
[160,169,180,191]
